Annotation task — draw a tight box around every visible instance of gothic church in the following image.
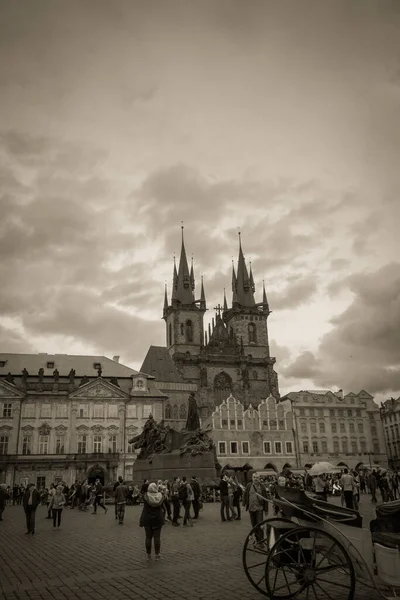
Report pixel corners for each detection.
[141,229,280,420]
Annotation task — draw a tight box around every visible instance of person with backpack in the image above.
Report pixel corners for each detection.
[139,482,165,560]
[92,479,108,515]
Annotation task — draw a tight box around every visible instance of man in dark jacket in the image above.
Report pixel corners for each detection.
[191,476,201,519]
[114,477,128,524]
[23,483,41,535]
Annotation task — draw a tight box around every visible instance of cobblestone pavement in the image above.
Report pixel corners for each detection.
[0,496,384,600]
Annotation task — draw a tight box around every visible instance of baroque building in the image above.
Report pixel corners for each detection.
[207,394,296,473]
[380,397,400,469]
[0,354,166,487]
[282,389,388,470]
[141,229,280,423]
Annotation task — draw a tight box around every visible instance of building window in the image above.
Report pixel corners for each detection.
[230,441,238,454]
[312,441,318,453]
[342,439,348,453]
[286,442,293,454]
[331,423,337,433]
[263,419,269,427]
[93,435,102,453]
[222,419,228,427]
[46,362,55,369]
[22,436,32,455]
[349,422,355,434]
[93,362,101,370]
[180,323,184,336]
[358,423,364,434]
[93,405,104,419]
[340,423,345,433]
[301,422,307,434]
[329,409,335,417]
[309,409,315,417]
[347,409,352,417]
[230,419,236,427]
[333,440,340,453]
[242,441,250,454]
[23,404,35,418]
[237,419,243,427]
[186,319,193,342]
[310,423,316,434]
[56,404,67,418]
[373,441,380,454]
[299,409,305,416]
[2,403,12,418]
[0,435,9,455]
[351,441,357,454]
[0,361,7,367]
[165,404,172,419]
[356,409,361,417]
[360,439,367,453]
[279,420,285,430]
[108,405,118,418]
[127,442,135,453]
[180,404,187,419]
[321,440,328,453]
[109,435,117,453]
[77,435,87,454]
[269,420,277,430]
[55,436,65,454]
[248,322,257,344]
[370,425,376,436]
[127,405,137,419]
[38,435,49,454]
[143,405,152,418]
[338,409,344,417]
[303,441,309,453]
[319,423,325,434]
[263,441,271,454]
[218,441,227,455]
[275,441,282,454]
[37,476,46,489]
[41,404,52,418]
[78,405,88,419]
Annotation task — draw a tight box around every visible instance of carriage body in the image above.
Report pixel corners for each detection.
[242,486,400,600]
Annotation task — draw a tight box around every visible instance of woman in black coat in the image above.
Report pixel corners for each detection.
[139,482,165,560]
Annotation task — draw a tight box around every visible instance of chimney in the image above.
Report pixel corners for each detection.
[113,356,120,363]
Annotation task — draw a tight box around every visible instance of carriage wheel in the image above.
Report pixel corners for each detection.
[265,526,356,600]
[242,517,298,597]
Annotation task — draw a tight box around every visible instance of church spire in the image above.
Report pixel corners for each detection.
[235,233,255,307]
[190,256,195,291]
[223,288,228,311]
[175,225,195,305]
[262,280,270,312]
[249,261,255,293]
[171,255,178,301]
[200,276,206,310]
[232,260,238,305]
[163,283,168,318]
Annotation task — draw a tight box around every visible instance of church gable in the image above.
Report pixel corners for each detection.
[69,378,128,400]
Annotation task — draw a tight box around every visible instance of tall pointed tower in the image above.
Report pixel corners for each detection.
[163,227,207,360]
[223,233,272,359]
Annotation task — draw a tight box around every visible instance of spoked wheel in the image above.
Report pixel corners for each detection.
[265,526,356,600]
[242,517,299,596]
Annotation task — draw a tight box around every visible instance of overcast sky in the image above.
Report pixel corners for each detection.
[1,0,399,403]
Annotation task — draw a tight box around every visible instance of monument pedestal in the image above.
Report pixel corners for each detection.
[130,450,217,484]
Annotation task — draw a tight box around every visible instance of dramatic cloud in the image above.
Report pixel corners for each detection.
[0,0,399,400]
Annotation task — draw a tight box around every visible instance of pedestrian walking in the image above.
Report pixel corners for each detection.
[0,483,9,521]
[115,478,128,524]
[23,483,41,535]
[114,476,123,520]
[139,482,165,560]
[243,472,269,546]
[49,485,66,528]
[340,469,355,509]
[171,476,181,526]
[92,479,108,515]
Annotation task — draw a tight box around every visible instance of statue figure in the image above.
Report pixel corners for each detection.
[180,429,215,456]
[68,369,75,383]
[5,372,14,385]
[97,366,102,377]
[185,393,201,431]
[53,369,59,383]
[242,366,250,390]
[21,368,29,384]
[38,368,44,383]
[199,366,208,388]
[110,377,119,387]
[80,375,89,386]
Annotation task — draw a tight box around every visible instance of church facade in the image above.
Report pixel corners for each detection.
[141,229,280,423]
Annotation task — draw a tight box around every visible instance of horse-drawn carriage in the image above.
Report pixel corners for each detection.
[243,486,400,599]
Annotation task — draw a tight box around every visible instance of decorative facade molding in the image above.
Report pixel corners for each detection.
[91,425,105,433]
[0,382,25,398]
[70,379,128,400]
[55,425,68,434]
[38,423,51,435]
[76,425,89,433]
[21,425,35,432]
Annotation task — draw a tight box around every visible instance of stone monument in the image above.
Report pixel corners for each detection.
[128,393,217,484]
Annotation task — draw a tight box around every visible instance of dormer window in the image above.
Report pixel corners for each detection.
[93,363,101,370]
[136,379,144,389]
[46,362,55,369]
[0,361,7,367]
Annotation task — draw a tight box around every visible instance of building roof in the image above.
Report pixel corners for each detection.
[140,346,185,383]
[0,353,139,378]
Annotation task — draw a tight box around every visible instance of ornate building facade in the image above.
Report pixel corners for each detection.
[141,229,280,422]
[282,389,388,470]
[380,397,400,469]
[0,354,166,487]
[207,394,296,472]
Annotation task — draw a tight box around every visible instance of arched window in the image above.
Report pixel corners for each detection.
[213,371,233,404]
[186,319,193,342]
[248,322,257,344]
[172,405,178,419]
[179,404,187,419]
[165,403,172,419]
[168,323,172,346]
